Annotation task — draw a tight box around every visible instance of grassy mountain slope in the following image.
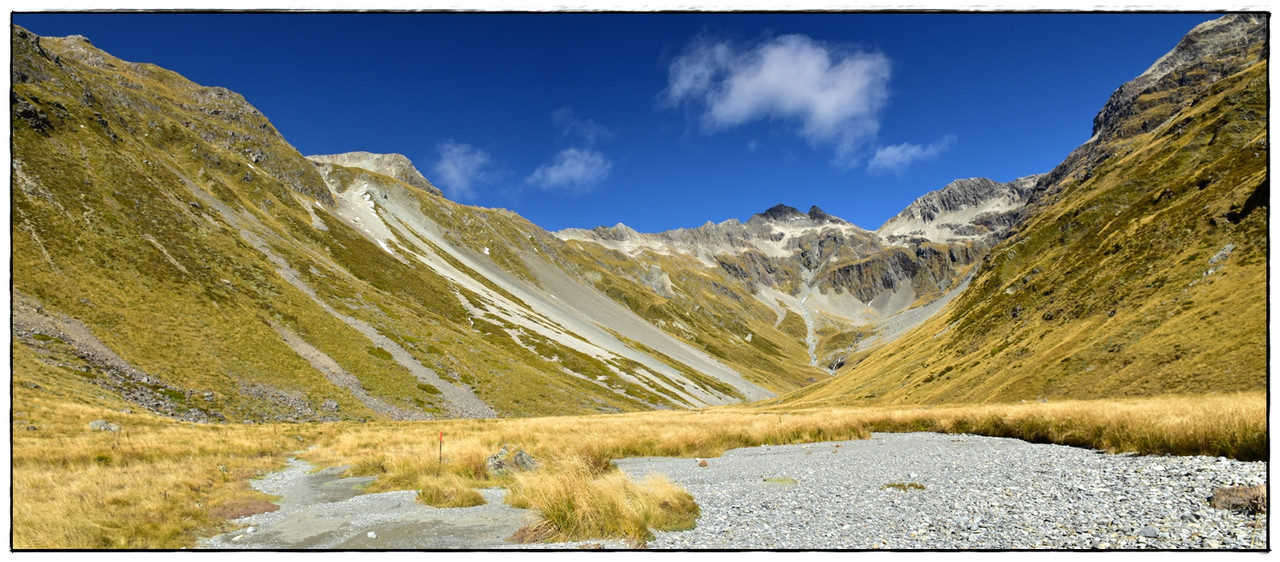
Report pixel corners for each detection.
[10,25,785,421]
[774,15,1267,407]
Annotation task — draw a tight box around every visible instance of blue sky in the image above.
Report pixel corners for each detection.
[13,12,1224,232]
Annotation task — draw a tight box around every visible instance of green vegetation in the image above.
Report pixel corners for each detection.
[881,482,926,491]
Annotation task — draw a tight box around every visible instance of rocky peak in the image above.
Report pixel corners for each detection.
[807,205,847,224]
[307,151,442,197]
[756,204,808,222]
[1091,14,1266,141]
[590,223,639,241]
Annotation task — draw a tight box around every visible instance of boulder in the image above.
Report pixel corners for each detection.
[485,445,538,477]
[88,419,119,432]
[485,445,510,475]
[512,450,539,472]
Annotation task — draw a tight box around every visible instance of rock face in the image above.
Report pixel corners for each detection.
[877,175,1042,246]
[307,152,443,197]
[1092,14,1267,141]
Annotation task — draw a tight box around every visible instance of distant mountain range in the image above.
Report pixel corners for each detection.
[10,14,1267,422]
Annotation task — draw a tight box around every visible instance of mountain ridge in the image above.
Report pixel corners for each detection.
[10,14,1267,426]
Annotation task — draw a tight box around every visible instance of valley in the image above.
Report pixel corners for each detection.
[8,13,1268,550]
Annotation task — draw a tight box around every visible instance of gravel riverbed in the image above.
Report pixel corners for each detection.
[613,432,1268,550]
[199,432,1266,550]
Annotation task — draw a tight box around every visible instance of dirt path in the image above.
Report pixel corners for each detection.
[199,458,537,549]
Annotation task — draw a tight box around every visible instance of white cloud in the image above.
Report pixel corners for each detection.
[868,135,957,174]
[526,148,612,193]
[663,34,892,162]
[432,140,495,200]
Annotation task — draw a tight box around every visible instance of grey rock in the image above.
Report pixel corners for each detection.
[512,450,539,472]
[486,446,538,476]
[1209,243,1236,265]
[879,176,1042,245]
[485,445,510,475]
[1140,526,1160,538]
[88,419,119,432]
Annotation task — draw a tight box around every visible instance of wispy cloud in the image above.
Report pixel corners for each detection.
[662,34,892,163]
[552,106,614,146]
[526,108,614,195]
[526,148,612,193]
[868,135,957,175]
[432,140,496,200]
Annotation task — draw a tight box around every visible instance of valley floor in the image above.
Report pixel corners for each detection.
[200,432,1265,550]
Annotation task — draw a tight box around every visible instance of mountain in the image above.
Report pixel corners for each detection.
[774,13,1267,407]
[10,13,1266,425]
[556,174,1042,373]
[11,25,780,422]
[307,151,442,197]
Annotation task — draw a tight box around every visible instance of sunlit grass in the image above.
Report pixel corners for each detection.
[756,391,1268,460]
[12,382,1264,548]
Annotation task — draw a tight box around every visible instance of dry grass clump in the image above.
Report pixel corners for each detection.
[1211,485,1267,514]
[880,482,926,491]
[505,452,698,545]
[418,473,487,508]
[295,408,869,542]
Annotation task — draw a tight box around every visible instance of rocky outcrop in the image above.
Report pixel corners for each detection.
[1091,14,1267,142]
[757,204,808,222]
[877,175,1041,246]
[1035,14,1267,204]
[307,151,443,197]
[824,243,981,304]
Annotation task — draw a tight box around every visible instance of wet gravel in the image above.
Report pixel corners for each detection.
[613,432,1268,550]
[199,458,535,549]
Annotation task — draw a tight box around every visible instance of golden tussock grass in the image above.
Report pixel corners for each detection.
[756,391,1267,461]
[9,358,306,549]
[12,388,1264,548]
[505,452,698,544]
[11,412,305,548]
